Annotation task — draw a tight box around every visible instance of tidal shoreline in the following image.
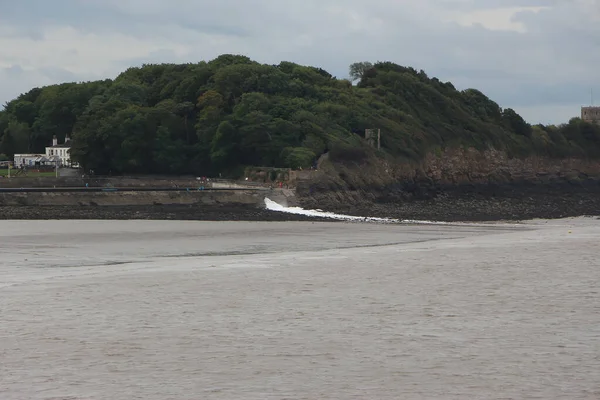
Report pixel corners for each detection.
[317,192,600,222]
[1,189,599,222]
[297,182,600,222]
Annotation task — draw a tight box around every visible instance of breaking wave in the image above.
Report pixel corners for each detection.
[264,198,447,224]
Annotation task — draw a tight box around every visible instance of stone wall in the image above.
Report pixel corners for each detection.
[244,167,291,184]
[289,170,318,186]
[0,171,315,189]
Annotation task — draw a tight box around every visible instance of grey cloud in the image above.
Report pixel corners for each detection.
[116,49,195,70]
[0,0,598,124]
[0,65,91,106]
[0,1,114,28]
[4,65,25,76]
[0,66,45,105]
[486,82,594,108]
[37,67,80,83]
[440,0,561,11]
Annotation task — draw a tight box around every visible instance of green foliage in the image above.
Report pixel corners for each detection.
[502,108,532,137]
[282,147,316,168]
[0,169,55,177]
[329,141,370,164]
[3,121,31,154]
[349,61,374,82]
[210,120,239,170]
[0,129,16,158]
[1,55,599,176]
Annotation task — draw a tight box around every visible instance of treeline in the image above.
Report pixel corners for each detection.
[1,54,599,175]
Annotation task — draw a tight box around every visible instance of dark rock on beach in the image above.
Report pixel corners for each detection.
[0,204,330,222]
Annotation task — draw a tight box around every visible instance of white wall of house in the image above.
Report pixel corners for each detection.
[45,147,71,166]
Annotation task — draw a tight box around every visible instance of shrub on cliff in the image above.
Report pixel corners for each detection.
[1,55,599,176]
[329,142,369,165]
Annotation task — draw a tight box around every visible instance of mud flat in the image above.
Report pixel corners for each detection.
[1,218,599,399]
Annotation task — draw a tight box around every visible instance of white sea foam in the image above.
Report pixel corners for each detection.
[264,197,446,224]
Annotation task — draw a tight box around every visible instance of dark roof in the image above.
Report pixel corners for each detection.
[48,140,72,148]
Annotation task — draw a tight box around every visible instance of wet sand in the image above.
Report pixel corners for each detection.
[1,218,599,399]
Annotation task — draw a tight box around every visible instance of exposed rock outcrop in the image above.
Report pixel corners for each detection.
[294,148,600,221]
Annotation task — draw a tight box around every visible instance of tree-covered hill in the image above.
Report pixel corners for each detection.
[1,54,599,176]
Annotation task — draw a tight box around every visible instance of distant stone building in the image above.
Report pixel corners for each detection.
[581,106,600,124]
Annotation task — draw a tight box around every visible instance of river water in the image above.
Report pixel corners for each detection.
[1,218,599,399]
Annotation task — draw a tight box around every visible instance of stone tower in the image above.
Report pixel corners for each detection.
[581,106,600,124]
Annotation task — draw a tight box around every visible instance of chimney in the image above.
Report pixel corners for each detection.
[64,134,70,143]
[52,135,58,146]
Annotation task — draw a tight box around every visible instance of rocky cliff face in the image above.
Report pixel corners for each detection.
[294,148,600,221]
[422,148,600,184]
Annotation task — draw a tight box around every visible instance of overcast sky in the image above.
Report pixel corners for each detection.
[1,0,598,124]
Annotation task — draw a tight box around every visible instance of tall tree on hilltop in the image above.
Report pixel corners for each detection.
[349,62,374,82]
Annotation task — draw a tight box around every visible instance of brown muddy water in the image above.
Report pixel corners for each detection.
[1,219,599,399]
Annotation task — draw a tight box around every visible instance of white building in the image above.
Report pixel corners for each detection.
[45,135,72,167]
[13,135,74,169]
[13,154,48,168]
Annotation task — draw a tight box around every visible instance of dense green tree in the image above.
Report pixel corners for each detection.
[210,120,239,170]
[502,108,532,137]
[174,101,195,144]
[1,55,598,176]
[12,100,37,126]
[4,121,31,153]
[0,130,16,158]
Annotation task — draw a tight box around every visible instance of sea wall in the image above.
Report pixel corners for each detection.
[264,188,299,207]
[0,190,266,207]
[0,176,207,189]
[0,188,328,221]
